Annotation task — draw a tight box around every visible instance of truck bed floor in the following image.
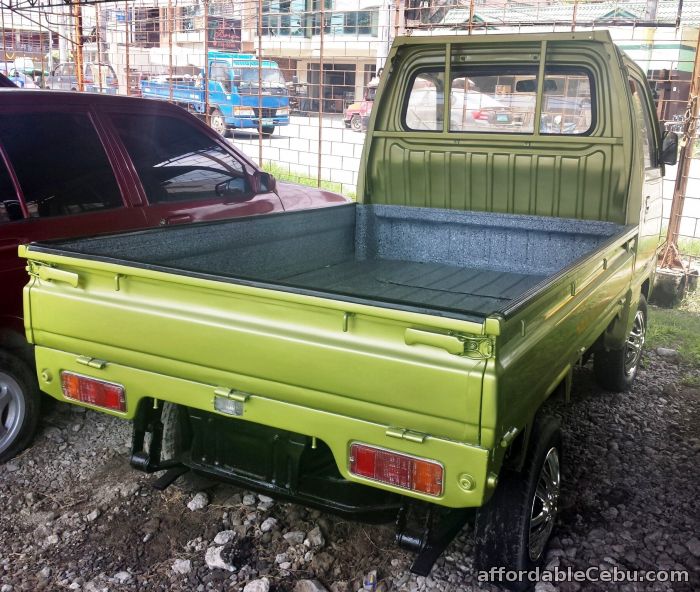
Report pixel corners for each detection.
[283,259,545,315]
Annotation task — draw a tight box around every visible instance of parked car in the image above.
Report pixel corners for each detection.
[0,88,347,462]
[45,62,119,93]
[344,77,378,132]
[0,65,39,89]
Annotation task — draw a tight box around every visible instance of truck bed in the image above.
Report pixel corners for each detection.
[37,204,623,320]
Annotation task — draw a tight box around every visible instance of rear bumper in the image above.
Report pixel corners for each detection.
[35,345,493,509]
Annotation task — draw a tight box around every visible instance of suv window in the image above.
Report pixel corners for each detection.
[0,112,124,217]
[0,158,21,223]
[110,113,249,203]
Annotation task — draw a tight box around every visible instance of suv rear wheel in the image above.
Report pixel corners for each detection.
[0,350,41,463]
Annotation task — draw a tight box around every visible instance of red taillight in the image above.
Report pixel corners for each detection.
[349,443,443,496]
[472,110,488,120]
[60,372,126,412]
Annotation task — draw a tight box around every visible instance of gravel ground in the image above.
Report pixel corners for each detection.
[0,350,698,592]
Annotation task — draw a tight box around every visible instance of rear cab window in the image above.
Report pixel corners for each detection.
[404,65,594,135]
[0,112,124,218]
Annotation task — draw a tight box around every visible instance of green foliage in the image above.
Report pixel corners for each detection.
[262,162,356,200]
[647,289,700,366]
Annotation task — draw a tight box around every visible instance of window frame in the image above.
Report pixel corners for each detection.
[401,64,597,137]
[628,75,659,170]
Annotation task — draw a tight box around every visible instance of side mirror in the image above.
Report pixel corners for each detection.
[255,171,276,194]
[661,130,679,166]
[232,74,241,87]
[215,177,252,202]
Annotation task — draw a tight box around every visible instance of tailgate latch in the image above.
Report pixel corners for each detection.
[405,328,494,358]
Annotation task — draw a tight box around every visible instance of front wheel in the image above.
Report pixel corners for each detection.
[261,125,275,137]
[594,294,647,392]
[473,416,562,591]
[350,114,362,132]
[0,350,41,463]
[210,109,228,137]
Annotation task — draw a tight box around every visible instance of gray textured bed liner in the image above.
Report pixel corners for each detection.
[45,203,623,318]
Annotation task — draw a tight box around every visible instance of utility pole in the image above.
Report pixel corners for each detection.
[72,0,84,91]
[662,29,700,266]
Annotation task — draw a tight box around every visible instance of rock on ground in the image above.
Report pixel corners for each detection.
[0,352,697,591]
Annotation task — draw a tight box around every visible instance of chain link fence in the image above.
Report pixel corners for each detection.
[1,0,700,267]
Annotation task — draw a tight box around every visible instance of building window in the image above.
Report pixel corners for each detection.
[180,5,200,32]
[325,10,378,36]
[133,8,160,46]
[263,0,309,37]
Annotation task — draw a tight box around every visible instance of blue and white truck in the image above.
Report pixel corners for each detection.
[141,51,290,137]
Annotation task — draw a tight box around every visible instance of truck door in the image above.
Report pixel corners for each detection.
[628,76,663,273]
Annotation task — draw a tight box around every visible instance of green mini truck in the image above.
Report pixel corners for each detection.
[19,31,677,584]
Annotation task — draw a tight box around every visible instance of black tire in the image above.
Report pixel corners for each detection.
[350,114,362,132]
[261,125,275,137]
[594,294,647,392]
[160,402,214,492]
[473,416,562,591]
[0,350,41,463]
[160,402,191,461]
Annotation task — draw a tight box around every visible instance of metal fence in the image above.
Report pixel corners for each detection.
[2,0,700,269]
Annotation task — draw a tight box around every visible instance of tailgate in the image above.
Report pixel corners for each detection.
[21,248,490,444]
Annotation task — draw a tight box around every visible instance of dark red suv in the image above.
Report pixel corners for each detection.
[0,89,346,462]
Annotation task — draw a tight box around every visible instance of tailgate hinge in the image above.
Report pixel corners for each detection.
[385,427,428,443]
[76,355,108,370]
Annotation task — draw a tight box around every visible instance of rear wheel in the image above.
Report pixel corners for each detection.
[261,125,275,137]
[473,416,561,591]
[160,402,213,491]
[0,350,41,463]
[594,294,647,392]
[160,402,191,461]
[350,114,362,132]
[210,109,228,137]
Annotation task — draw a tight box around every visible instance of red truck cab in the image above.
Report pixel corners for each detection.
[0,89,346,461]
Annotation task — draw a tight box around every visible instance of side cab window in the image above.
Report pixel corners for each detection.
[628,77,658,169]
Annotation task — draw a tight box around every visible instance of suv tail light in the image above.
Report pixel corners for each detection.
[61,371,126,412]
[349,443,443,496]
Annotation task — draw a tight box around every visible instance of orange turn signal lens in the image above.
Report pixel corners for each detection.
[60,372,126,412]
[349,443,443,496]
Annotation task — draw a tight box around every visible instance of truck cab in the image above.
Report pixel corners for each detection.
[141,51,290,137]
